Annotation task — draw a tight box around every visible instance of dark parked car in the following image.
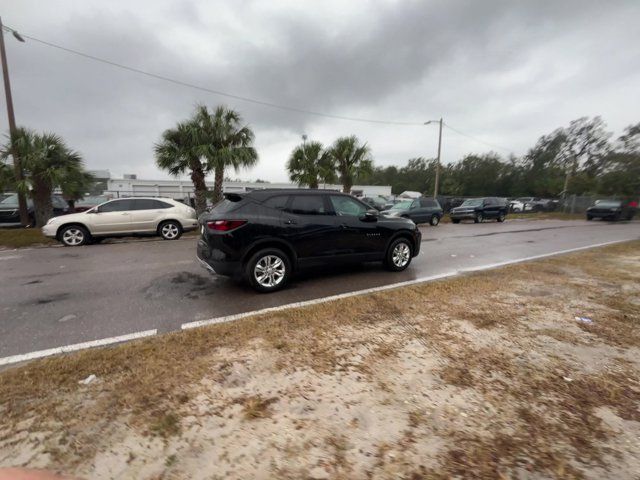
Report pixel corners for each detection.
[450,197,508,224]
[586,200,636,221]
[197,189,422,292]
[0,194,69,226]
[383,197,443,226]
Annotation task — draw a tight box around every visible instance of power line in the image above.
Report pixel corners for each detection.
[2,25,425,127]
[3,24,519,153]
[443,122,515,153]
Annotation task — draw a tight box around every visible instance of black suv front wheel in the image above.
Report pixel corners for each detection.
[246,248,291,293]
[385,238,413,272]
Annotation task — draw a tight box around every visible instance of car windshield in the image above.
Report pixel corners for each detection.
[594,201,621,208]
[460,199,483,207]
[0,194,19,206]
[389,200,412,210]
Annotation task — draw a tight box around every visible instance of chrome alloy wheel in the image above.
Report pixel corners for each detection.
[254,254,286,288]
[62,228,85,246]
[392,242,411,268]
[161,223,180,239]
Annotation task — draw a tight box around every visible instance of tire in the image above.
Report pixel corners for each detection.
[474,213,483,224]
[158,220,182,240]
[497,212,506,223]
[384,238,413,272]
[430,215,440,226]
[245,248,291,293]
[452,219,460,224]
[586,215,593,221]
[59,225,90,247]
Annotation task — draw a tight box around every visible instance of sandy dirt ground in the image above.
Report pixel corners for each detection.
[1,241,639,479]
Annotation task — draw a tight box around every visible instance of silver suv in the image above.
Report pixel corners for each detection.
[42,197,197,246]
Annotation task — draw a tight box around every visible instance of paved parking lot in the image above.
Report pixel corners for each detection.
[1,219,638,362]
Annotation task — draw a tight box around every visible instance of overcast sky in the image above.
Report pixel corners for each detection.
[2,0,640,183]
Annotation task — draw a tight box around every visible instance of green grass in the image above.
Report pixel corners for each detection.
[0,228,56,248]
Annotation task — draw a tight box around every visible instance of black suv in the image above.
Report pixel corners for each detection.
[197,189,422,292]
[450,197,508,224]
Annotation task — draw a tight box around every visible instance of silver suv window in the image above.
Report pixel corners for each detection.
[98,199,134,212]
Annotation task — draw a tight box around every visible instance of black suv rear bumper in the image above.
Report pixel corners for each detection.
[196,238,240,277]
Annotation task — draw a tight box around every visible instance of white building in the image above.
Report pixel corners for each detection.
[105,177,391,201]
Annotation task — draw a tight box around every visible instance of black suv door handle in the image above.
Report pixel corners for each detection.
[284,219,297,225]
[340,223,348,229]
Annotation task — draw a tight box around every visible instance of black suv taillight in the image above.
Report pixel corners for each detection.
[206,220,247,232]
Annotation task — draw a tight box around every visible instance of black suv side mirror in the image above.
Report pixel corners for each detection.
[360,209,379,222]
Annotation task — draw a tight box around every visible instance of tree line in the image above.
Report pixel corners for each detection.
[355,117,640,198]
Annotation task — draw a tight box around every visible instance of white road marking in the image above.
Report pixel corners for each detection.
[0,329,157,366]
[181,238,634,331]
[0,255,21,261]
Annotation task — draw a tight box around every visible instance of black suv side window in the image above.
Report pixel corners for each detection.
[329,195,367,216]
[264,195,289,210]
[288,195,328,215]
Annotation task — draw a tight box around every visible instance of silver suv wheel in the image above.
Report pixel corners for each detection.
[61,227,85,246]
[254,254,286,288]
[392,242,411,268]
[160,222,181,240]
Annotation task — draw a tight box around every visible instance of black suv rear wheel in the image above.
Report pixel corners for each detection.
[384,238,413,272]
[245,248,291,293]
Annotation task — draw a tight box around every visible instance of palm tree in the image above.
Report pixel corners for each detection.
[193,105,258,203]
[155,121,209,214]
[60,169,95,210]
[286,141,335,188]
[328,136,373,193]
[1,128,86,226]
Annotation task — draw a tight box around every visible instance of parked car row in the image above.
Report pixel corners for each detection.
[18,189,636,294]
[508,197,558,213]
[0,194,70,226]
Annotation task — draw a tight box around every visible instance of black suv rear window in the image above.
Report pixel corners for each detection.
[212,198,243,213]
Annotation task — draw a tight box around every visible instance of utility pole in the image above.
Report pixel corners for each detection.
[0,18,29,226]
[433,117,443,199]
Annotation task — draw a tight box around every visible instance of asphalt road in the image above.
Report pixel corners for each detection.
[1,219,638,361]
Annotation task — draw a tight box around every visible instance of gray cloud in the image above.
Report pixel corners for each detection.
[2,0,639,181]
